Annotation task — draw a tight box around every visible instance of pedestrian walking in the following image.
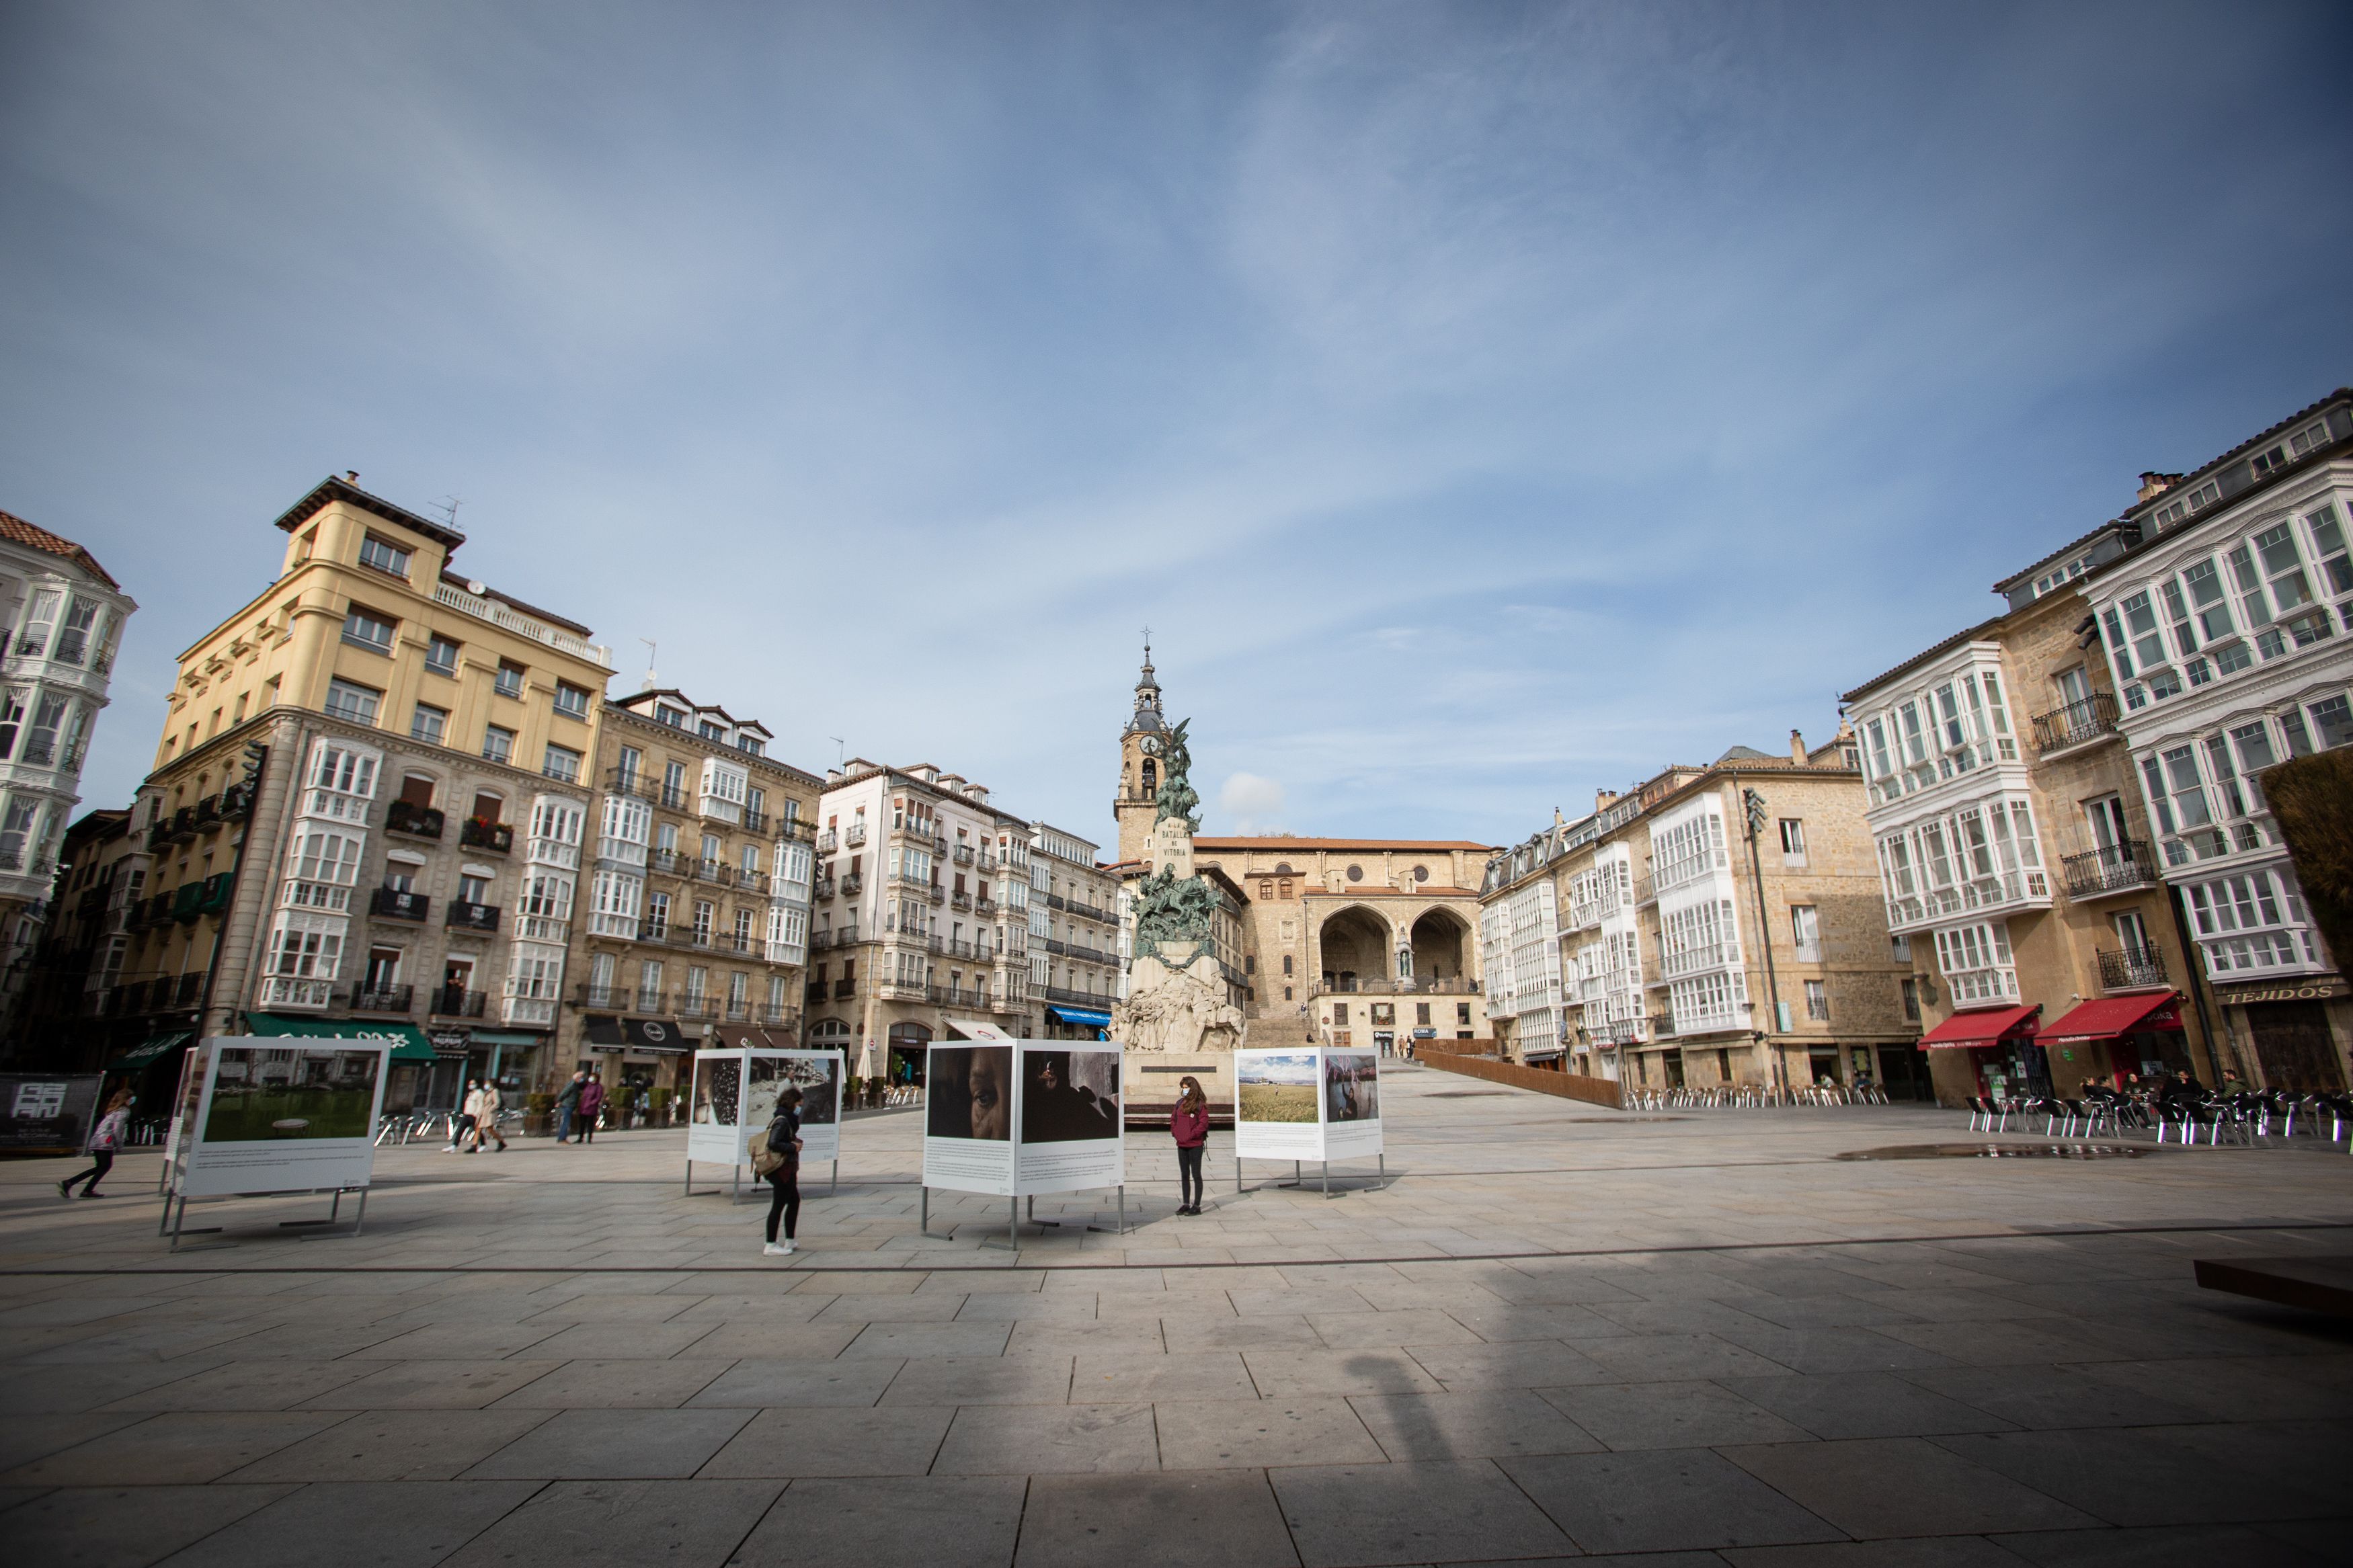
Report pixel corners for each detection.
[470,1079,509,1151]
[1170,1074,1209,1216]
[447,1079,480,1153]
[760,1087,805,1256]
[577,1073,605,1143]
[59,1089,131,1200]
[554,1070,586,1143]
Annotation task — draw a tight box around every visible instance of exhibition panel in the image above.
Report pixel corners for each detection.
[173,1037,393,1198]
[1234,1047,1325,1161]
[923,1040,1126,1205]
[1234,1045,1385,1195]
[1013,1042,1123,1197]
[688,1047,846,1167]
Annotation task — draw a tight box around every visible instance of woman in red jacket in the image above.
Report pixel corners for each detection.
[1170,1075,1209,1215]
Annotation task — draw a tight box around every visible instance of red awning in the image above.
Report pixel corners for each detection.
[2039,992,2183,1044]
[1919,1003,2041,1048]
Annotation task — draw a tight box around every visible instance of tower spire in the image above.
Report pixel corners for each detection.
[1133,628,1162,717]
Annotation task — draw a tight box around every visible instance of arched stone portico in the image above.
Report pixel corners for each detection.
[1314,901,1482,991]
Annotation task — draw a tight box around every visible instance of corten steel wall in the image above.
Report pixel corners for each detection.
[1418,1045,1624,1108]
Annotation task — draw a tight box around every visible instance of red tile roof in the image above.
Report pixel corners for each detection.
[0,509,118,590]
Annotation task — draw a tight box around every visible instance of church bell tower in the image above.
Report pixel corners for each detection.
[1114,638,1166,865]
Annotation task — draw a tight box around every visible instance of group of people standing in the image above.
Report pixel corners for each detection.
[552,1070,607,1143]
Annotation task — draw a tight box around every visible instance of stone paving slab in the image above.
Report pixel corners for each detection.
[1,1067,2350,1564]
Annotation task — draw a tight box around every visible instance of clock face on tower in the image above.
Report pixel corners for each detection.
[1140,736,1160,755]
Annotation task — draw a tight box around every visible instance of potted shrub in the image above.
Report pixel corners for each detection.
[524,1091,554,1138]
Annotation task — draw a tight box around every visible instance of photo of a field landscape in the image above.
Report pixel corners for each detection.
[1236,1052,1318,1123]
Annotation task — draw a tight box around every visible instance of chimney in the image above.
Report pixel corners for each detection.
[2137,471,2182,503]
[825,768,843,785]
[1595,788,1618,813]
[1790,729,1806,764]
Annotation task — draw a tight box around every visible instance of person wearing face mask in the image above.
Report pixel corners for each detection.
[760,1087,806,1257]
[1170,1075,1209,1216]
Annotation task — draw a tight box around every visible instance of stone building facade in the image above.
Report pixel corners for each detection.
[567,688,819,1095]
[1109,645,1491,1050]
[1187,836,1492,1048]
[1847,523,2218,1106]
[99,477,613,1108]
[806,759,1034,1077]
[2077,391,2353,1092]
[0,510,136,1034]
[1027,821,1122,1039]
[1480,733,1919,1091]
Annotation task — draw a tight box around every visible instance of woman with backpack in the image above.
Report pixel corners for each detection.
[59,1088,131,1200]
[1170,1075,1209,1216]
[759,1087,805,1256]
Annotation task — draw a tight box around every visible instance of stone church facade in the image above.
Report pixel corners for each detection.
[1111,650,1495,1051]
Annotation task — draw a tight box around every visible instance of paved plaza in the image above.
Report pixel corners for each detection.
[1,1065,2350,1567]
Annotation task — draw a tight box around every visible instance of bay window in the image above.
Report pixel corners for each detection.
[588,870,642,937]
[2185,868,2320,977]
[1932,921,2018,1005]
[1874,796,2047,930]
[284,825,363,910]
[0,796,40,870]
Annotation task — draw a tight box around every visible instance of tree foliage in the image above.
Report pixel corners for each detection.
[2263,749,2353,973]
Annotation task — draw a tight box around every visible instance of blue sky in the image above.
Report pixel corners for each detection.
[4,1,2348,852]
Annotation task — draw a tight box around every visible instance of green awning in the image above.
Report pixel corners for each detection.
[111,1031,191,1069]
[467,1030,543,1047]
[245,1013,437,1062]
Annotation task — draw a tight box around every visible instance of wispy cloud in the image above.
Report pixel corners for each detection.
[3,1,2348,848]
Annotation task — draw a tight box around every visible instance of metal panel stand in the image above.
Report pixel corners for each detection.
[976,1195,1020,1252]
[830,1157,839,1198]
[1277,1160,1303,1189]
[1084,1186,1128,1235]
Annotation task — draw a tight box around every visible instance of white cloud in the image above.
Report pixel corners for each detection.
[1218,772,1287,834]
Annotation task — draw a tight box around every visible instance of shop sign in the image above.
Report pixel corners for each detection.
[428,1028,473,1058]
[2213,976,2350,1007]
[1412,1028,1436,1039]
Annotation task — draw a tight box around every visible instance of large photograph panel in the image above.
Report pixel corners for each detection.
[692,1055,740,1126]
[760,1054,841,1126]
[1323,1050,1380,1124]
[926,1046,1012,1141]
[201,1048,382,1143]
[1019,1049,1120,1143]
[1236,1051,1318,1123]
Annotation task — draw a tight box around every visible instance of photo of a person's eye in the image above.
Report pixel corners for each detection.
[926,1046,1013,1141]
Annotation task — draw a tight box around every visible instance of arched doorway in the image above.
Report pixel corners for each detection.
[1408,909,1470,986]
[1318,907,1393,991]
[887,1022,932,1087]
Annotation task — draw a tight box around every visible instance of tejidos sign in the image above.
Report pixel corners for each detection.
[2212,975,2350,1007]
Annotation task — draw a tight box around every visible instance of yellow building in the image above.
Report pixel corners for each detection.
[115,476,614,1104]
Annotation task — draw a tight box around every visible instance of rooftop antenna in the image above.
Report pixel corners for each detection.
[828,735,846,769]
[639,638,658,690]
[435,495,462,528]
